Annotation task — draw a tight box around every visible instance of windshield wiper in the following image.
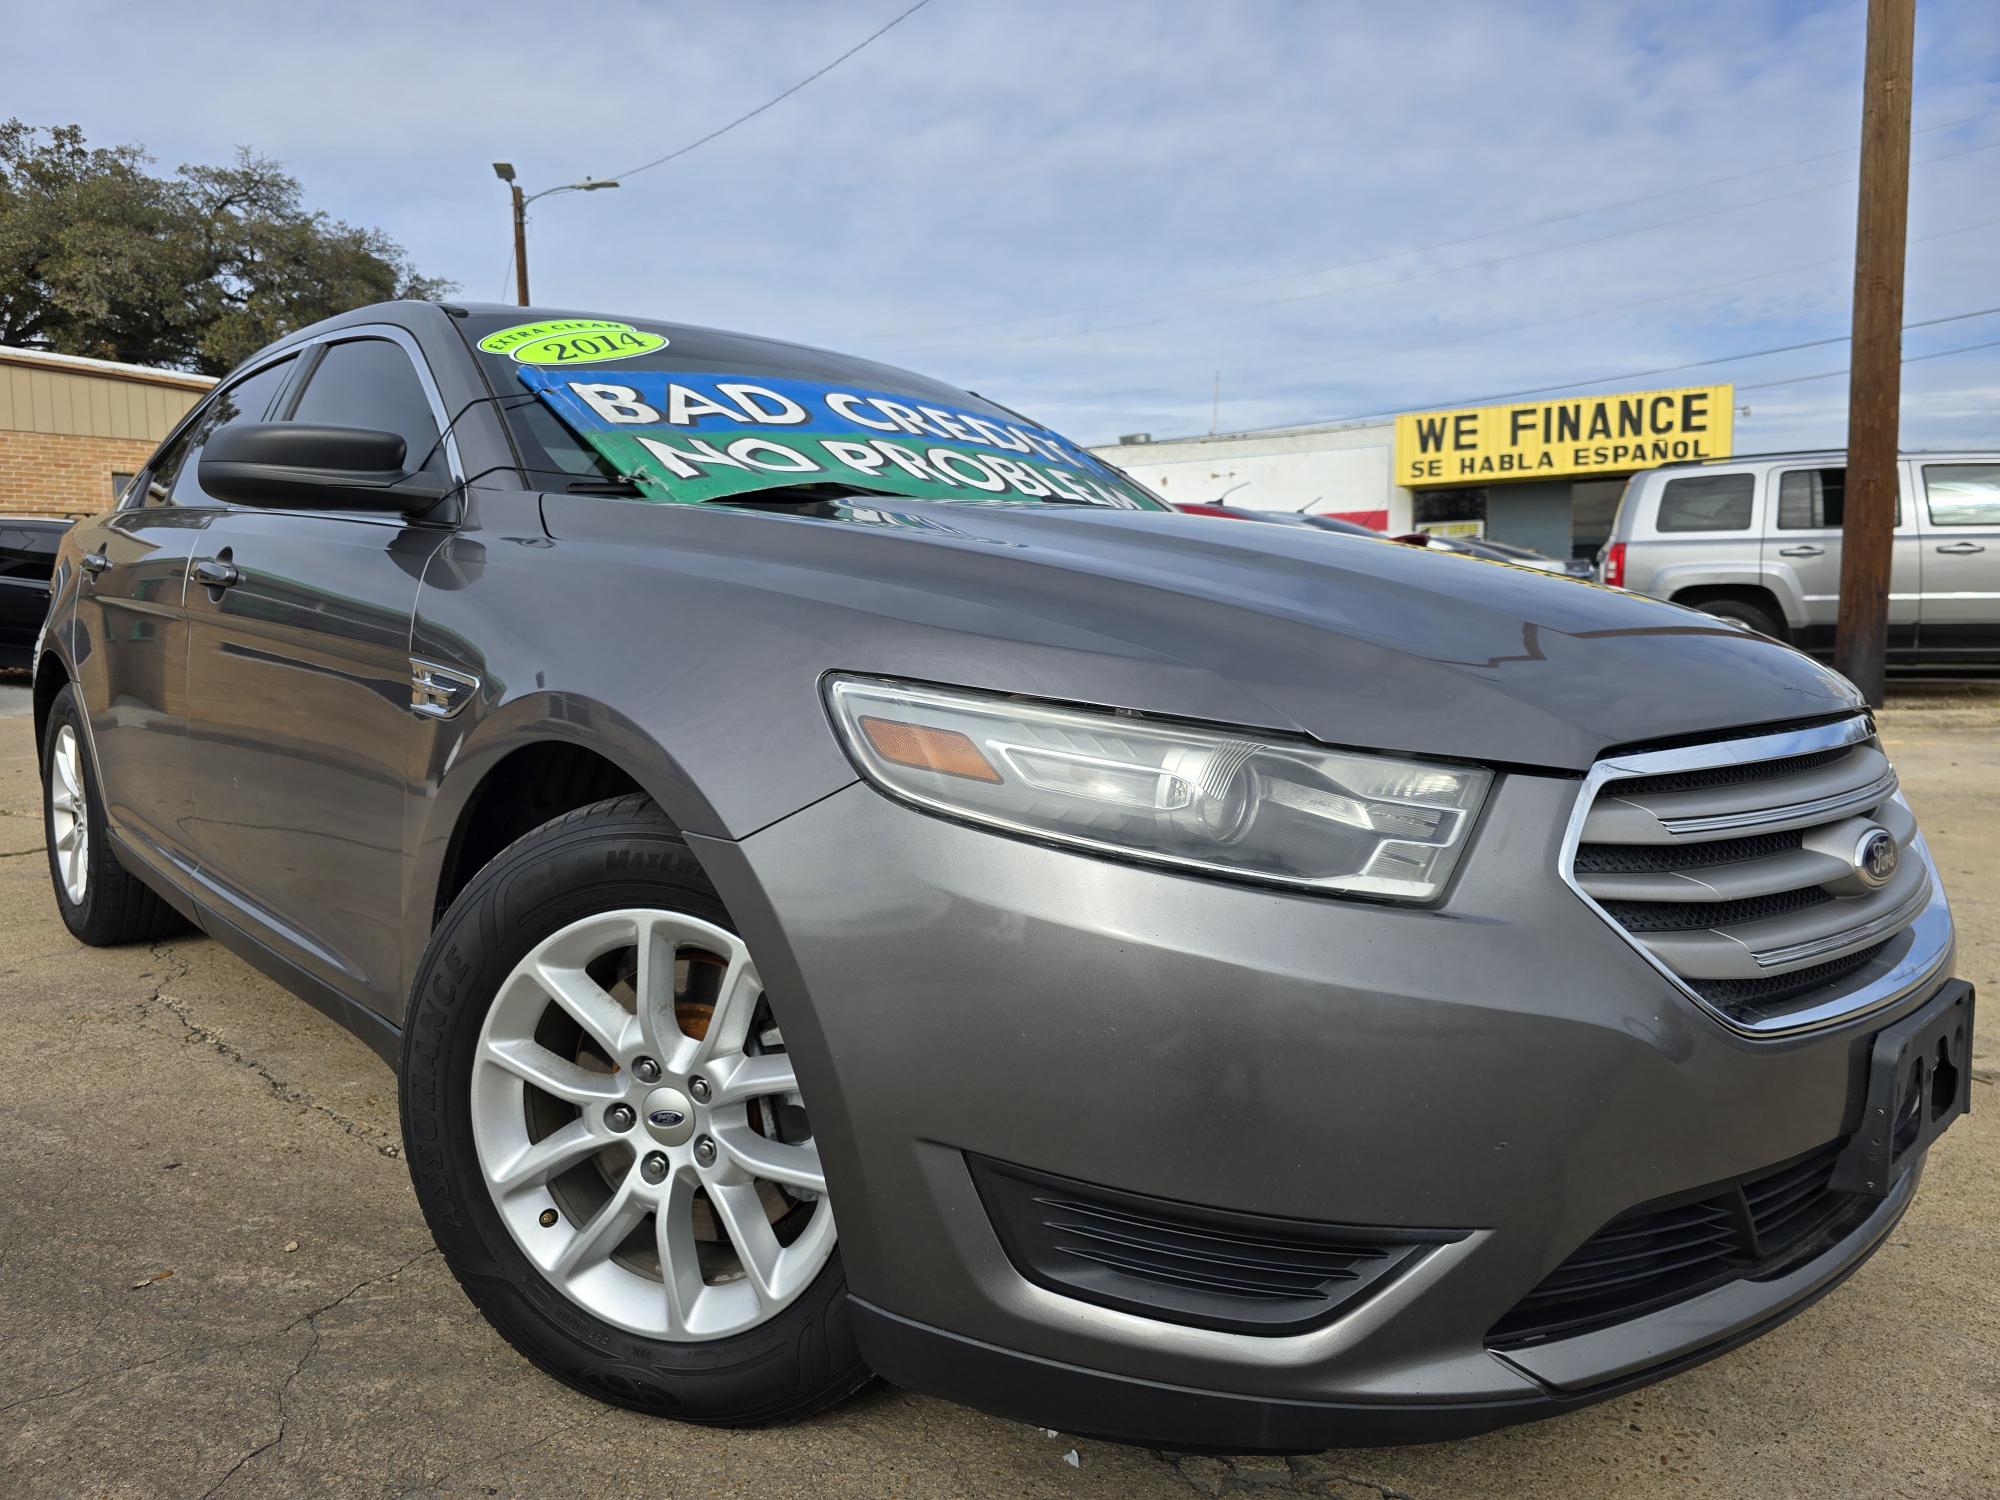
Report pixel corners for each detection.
[703,483,931,508]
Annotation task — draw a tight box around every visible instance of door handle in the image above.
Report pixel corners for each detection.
[1777,545,1824,557]
[193,559,240,589]
[1934,540,1986,554]
[80,551,110,574]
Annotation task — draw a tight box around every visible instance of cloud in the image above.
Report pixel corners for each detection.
[12,0,1999,449]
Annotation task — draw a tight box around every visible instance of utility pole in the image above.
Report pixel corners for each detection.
[511,183,530,306]
[491,163,620,311]
[1834,0,1916,706]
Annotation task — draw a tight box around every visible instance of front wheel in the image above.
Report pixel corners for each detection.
[400,794,867,1424]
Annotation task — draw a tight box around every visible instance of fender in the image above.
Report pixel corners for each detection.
[401,686,761,1012]
[1639,559,1806,628]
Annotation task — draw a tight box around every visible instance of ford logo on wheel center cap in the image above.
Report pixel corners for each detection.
[640,1086,696,1146]
[1855,828,1899,888]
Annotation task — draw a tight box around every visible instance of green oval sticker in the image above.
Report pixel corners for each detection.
[477,318,668,365]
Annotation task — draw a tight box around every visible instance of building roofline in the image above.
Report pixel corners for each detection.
[0,344,216,392]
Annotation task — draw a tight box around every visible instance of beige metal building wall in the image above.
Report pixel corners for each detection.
[0,347,213,518]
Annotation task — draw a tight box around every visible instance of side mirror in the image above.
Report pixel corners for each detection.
[197,423,455,512]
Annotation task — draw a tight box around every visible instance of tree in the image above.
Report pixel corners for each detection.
[0,121,451,373]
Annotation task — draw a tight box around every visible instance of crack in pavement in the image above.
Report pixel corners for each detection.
[0,1245,440,1426]
[195,1248,438,1500]
[196,1325,314,1500]
[1155,1451,1419,1498]
[138,938,402,1159]
[404,1424,564,1496]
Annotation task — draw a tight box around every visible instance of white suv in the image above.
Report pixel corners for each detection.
[1598,451,2000,662]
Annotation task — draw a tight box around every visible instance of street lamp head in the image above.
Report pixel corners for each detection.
[491,162,517,183]
[578,178,620,191]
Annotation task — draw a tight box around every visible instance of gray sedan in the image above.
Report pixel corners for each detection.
[31,300,1970,1450]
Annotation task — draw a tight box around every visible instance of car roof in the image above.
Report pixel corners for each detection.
[261,300,1003,411]
[1647,449,2000,473]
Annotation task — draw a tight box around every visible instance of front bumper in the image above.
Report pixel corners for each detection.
[848,1168,1917,1449]
[689,768,1955,1447]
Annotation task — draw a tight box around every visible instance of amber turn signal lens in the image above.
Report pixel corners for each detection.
[857,716,1002,783]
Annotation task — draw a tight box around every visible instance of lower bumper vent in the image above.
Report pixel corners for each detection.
[969,1155,1462,1335]
[1489,1138,1869,1347]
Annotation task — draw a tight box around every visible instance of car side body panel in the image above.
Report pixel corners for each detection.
[64,505,207,889]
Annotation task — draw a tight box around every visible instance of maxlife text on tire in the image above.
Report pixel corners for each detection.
[33,301,1972,1450]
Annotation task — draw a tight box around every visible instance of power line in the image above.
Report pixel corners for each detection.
[835,101,2000,348]
[1061,214,2000,410]
[1737,334,2000,391]
[607,0,936,183]
[1205,305,2000,435]
[1393,305,2000,410]
[880,136,2000,356]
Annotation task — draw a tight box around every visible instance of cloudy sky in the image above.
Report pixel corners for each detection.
[14,0,2000,449]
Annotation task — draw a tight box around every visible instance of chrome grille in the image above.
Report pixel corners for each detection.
[1564,716,1953,1035]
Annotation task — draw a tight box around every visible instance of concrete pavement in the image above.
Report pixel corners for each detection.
[1,695,1995,1498]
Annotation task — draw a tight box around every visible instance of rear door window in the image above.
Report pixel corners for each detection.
[1655,473,1753,532]
[1922,464,2000,527]
[161,355,299,508]
[1777,466,1906,528]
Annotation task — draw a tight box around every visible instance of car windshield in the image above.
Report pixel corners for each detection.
[458,311,1164,511]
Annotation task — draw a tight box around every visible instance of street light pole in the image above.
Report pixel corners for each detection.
[492,163,620,309]
[511,182,530,306]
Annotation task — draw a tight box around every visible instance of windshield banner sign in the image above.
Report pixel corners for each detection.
[518,368,1158,508]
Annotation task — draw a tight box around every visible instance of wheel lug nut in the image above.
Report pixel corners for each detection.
[632,1057,662,1083]
[689,1077,711,1103]
[604,1104,635,1133]
[538,1208,559,1228]
[640,1151,670,1184]
[693,1136,717,1167]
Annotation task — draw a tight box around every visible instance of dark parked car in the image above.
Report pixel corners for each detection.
[33,302,1970,1450]
[1,516,70,669]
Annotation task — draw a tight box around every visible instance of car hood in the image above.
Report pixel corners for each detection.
[543,494,1864,773]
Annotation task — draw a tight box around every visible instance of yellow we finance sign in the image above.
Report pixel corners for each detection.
[1395,385,1733,487]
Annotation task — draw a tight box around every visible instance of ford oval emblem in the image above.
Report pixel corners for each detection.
[649,1108,687,1128]
[1855,829,1899,888]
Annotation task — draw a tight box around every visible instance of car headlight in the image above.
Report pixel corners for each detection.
[825,676,1491,903]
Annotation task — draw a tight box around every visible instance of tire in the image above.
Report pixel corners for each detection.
[400,793,868,1426]
[41,683,183,946]
[1697,597,1785,640]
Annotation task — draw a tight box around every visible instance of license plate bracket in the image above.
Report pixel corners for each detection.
[1831,979,1974,1197]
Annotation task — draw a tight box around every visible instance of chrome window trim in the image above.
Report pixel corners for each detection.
[1558,715,1954,1038]
[120,348,299,512]
[281,322,466,483]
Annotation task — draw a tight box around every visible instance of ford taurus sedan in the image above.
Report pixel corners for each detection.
[32,300,1971,1449]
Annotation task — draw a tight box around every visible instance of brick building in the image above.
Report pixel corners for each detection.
[0,346,213,519]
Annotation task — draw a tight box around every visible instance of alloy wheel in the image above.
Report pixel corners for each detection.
[470,908,834,1340]
[49,725,89,905]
